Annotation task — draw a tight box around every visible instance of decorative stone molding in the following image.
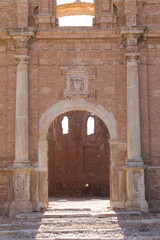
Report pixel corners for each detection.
[7,28,36,53]
[121,26,148,52]
[38,99,120,210]
[9,168,33,216]
[15,54,30,65]
[35,14,57,28]
[125,52,140,63]
[61,69,96,100]
[125,167,148,212]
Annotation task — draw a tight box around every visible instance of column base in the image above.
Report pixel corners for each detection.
[110,200,125,210]
[125,199,148,212]
[9,201,33,216]
[35,201,48,212]
[125,162,148,212]
[126,157,144,167]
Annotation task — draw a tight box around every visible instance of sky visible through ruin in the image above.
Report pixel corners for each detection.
[58,0,94,26]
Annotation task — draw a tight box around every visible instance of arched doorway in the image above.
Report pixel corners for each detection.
[37,99,122,210]
[47,110,110,197]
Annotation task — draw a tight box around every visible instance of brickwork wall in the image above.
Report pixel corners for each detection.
[0,0,17,28]
[28,39,127,167]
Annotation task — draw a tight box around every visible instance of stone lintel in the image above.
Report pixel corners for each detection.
[36,29,120,40]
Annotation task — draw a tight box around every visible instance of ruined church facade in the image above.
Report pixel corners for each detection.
[0,0,160,216]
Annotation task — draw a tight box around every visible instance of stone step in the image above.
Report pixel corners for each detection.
[1,228,160,240]
[15,211,142,220]
[1,218,160,231]
[46,208,91,212]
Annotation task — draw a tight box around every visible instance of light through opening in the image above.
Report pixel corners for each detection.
[57,0,94,5]
[62,116,69,134]
[59,15,93,26]
[87,116,95,135]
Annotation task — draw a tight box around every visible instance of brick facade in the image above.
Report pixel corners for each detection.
[0,0,160,215]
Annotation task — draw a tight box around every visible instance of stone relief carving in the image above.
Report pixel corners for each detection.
[70,77,84,93]
[60,68,96,100]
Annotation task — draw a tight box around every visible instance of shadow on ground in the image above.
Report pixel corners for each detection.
[0,197,160,240]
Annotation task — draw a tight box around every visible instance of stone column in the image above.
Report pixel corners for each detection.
[36,139,49,210]
[35,0,57,28]
[125,53,148,211]
[8,28,36,215]
[93,0,117,28]
[14,55,30,167]
[126,53,142,165]
[16,0,29,27]
[124,0,137,26]
[109,140,125,210]
[121,26,148,211]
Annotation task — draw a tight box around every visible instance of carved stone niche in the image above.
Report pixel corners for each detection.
[61,70,96,100]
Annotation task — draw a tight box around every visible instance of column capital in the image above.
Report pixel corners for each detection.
[7,27,36,50]
[121,26,148,37]
[125,52,140,63]
[14,55,30,65]
[121,26,148,51]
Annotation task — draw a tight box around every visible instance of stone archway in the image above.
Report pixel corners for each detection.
[37,99,123,210]
[48,110,111,197]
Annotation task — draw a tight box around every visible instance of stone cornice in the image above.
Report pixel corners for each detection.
[7,27,36,40]
[35,28,120,39]
[121,26,148,36]
[0,27,160,41]
[7,28,37,53]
